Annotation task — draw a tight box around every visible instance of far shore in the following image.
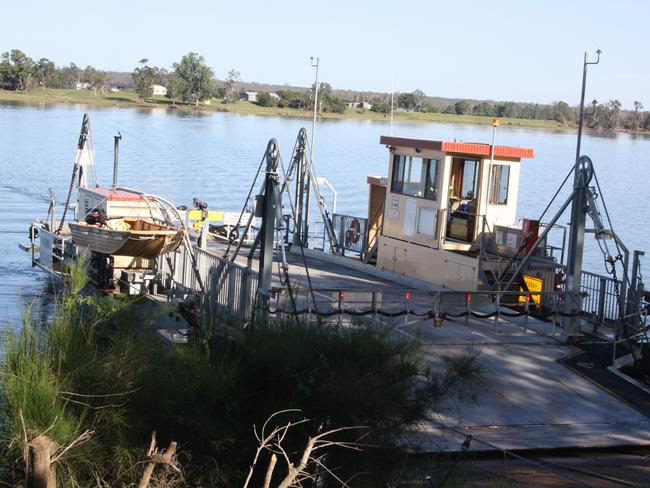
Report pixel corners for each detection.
[1,88,647,136]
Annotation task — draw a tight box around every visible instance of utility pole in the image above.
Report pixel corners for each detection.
[564,50,601,339]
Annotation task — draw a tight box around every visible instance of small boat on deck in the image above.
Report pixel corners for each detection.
[26,113,190,292]
[69,218,183,258]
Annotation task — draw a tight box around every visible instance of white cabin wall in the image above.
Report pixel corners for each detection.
[480,157,521,229]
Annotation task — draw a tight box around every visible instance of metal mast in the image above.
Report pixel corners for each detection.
[303,56,320,243]
[564,49,601,337]
[257,139,282,312]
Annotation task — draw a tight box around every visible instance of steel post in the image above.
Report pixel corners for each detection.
[258,139,281,314]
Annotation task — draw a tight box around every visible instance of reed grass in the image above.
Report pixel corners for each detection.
[0,260,483,486]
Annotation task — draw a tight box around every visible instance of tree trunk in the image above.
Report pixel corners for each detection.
[29,435,56,488]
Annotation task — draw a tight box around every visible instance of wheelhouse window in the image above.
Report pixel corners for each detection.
[391,155,439,201]
[489,164,510,205]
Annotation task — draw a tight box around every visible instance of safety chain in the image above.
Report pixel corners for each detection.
[265,304,584,321]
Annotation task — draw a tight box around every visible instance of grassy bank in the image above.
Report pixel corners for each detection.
[0,88,567,130]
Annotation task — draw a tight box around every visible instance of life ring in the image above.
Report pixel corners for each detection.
[346,218,361,245]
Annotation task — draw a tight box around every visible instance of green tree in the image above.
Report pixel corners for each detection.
[59,63,81,88]
[0,49,35,92]
[132,59,157,100]
[370,99,390,113]
[397,92,416,110]
[552,101,574,124]
[412,89,426,111]
[255,91,274,107]
[82,65,107,95]
[224,68,240,103]
[454,100,470,115]
[173,53,215,107]
[607,99,622,129]
[33,58,55,89]
[632,101,644,130]
[164,72,180,105]
[472,102,495,116]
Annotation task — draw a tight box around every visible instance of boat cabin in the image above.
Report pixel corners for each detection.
[78,187,166,222]
[368,136,534,289]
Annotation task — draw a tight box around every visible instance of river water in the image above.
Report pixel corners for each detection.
[1,101,648,326]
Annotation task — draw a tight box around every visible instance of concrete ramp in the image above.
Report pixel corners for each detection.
[400,316,650,452]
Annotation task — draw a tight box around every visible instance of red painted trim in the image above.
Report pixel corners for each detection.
[379,135,534,159]
[84,188,145,202]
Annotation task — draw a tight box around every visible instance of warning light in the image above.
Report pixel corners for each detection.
[405,292,411,300]
[492,118,500,127]
[339,291,345,300]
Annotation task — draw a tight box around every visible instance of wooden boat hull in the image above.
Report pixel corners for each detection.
[69,220,183,258]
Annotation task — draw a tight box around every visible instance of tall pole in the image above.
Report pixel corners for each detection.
[258,139,281,315]
[304,56,319,245]
[310,56,319,164]
[390,90,394,135]
[575,50,601,162]
[113,132,122,189]
[564,49,600,339]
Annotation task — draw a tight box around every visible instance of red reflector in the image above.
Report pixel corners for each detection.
[467,293,472,302]
[339,291,344,300]
[405,292,411,300]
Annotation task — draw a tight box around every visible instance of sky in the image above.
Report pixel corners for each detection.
[2,0,648,107]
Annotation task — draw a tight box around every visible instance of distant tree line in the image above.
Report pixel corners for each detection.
[0,49,108,94]
[255,82,346,113]
[368,89,649,131]
[1,48,647,129]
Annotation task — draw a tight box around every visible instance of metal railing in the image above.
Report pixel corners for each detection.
[156,245,259,322]
[332,213,368,255]
[581,270,623,324]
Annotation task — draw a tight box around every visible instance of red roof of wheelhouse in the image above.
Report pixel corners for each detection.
[379,136,535,159]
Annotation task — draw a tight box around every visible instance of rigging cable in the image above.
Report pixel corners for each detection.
[591,170,649,349]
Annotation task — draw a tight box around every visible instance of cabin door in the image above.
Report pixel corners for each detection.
[447,158,481,242]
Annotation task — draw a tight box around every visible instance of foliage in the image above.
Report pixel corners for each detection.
[56,63,82,89]
[0,49,34,91]
[397,92,416,111]
[453,100,470,115]
[33,58,55,89]
[0,265,483,488]
[82,65,107,95]
[164,72,180,102]
[370,99,390,113]
[255,91,274,107]
[276,90,309,109]
[224,68,241,103]
[132,59,165,100]
[173,53,215,107]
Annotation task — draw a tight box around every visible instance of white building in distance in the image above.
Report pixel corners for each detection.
[151,84,167,96]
